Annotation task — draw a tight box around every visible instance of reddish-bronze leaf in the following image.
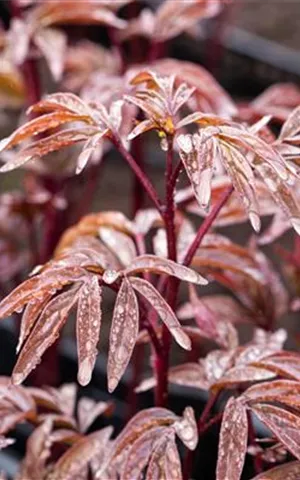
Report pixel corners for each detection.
[153,0,221,41]
[29,92,94,117]
[107,278,139,393]
[203,349,236,386]
[77,397,113,433]
[18,418,52,480]
[55,211,134,255]
[136,362,209,393]
[99,227,136,267]
[122,426,169,480]
[0,128,95,173]
[0,377,36,435]
[0,266,86,319]
[37,413,76,431]
[63,39,121,92]
[259,210,293,245]
[0,382,36,434]
[177,133,217,211]
[252,328,287,351]
[0,378,36,413]
[235,344,280,367]
[177,111,300,234]
[178,293,248,325]
[169,362,209,390]
[34,27,67,81]
[146,431,182,480]
[191,242,264,287]
[212,366,275,391]
[0,112,88,153]
[106,408,177,462]
[17,294,52,354]
[12,286,80,385]
[0,397,33,437]
[31,2,127,29]
[48,427,113,480]
[49,428,80,446]
[76,276,102,386]
[126,71,194,139]
[124,254,208,285]
[216,397,248,480]
[47,383,77,418]
[0,436,14,450]
[249,461,300,479]
[279,106,300,141]
[5,18,30,65]
[56,236,120,272]
[185,284,219,335]
[150,59,236,116]
[130,277,191,350]
[250,352,300,382]
[246,83,300,123]
[173,407,198,451]
[103,406,194,477]
[243,379,300,405]
[163,435,183,480]
[251,404,300,459]
[76,133,104,174]
[0,408,29,436]
[26,387,61,413]
[252,156,300,234]
[133,208,162,236]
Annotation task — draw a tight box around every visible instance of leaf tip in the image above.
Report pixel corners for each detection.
[0,163,14,173]
[291,217,300,235]
[16,338,23,355]
[12,372,24,385]
[78,357,93,387]
[249,212,261,233]
[173,329,192,351]
[108,376,119,393]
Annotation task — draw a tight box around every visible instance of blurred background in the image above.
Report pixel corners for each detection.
[0,1,299,478]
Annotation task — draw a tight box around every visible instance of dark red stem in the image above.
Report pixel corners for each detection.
[169,159,182,192]
[22,58,41,107]
[164,137,177,263]
[183,185,234,267]
[148,40,167,63]
[72,161,104,223]
[111,134,163,213]
[155,138,177,407]
[199,411,223,436]
[131,136,145,215]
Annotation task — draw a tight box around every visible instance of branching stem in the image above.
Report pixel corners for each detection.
[154,137,177,406]
[111,135,163,213]
[183,185,234,267]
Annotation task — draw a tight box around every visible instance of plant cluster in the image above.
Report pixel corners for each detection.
[0,0,300,479]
